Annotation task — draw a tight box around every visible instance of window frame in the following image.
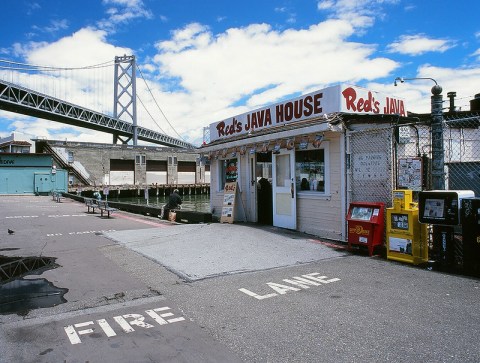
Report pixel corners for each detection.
[217,157,240,192]
[295,141,330,198]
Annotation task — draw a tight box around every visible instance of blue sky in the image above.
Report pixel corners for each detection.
[0,0,479,146]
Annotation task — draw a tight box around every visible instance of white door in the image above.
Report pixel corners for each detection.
[272,149,296,229]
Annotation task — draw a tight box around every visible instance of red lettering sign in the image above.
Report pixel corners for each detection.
[342,87,380,114]
[216,118,243,138]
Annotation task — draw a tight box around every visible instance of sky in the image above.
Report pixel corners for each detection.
[0,0,479,147]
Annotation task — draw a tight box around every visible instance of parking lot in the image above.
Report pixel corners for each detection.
[0,195,479,363]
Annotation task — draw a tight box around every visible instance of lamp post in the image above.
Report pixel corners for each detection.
[394,77,445,190]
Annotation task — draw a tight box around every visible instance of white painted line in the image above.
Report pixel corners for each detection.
[97,319,117,338]
[113,314,154,333]
[46,229,116,237]
[238,288,278,300]
[239,272,341,300]
[64,321,95,345]
[5,215,39,219]
[48,214,87,218]
[64,306,187,344]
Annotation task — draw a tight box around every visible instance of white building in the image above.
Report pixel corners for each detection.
[200,84,410,241]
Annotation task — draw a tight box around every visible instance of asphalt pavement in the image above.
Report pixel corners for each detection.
[0,195,479,363]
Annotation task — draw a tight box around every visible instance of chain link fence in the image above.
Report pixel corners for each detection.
[346,112,480,266]
[348,112,480,205]
[348,125,394,206]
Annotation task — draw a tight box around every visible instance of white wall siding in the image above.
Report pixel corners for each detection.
[146,171,167,185]
[177,172,195,184]
[296,133,343,240]
[110,171,134,185]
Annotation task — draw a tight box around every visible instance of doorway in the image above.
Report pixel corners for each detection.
[255,152,273,225]
[272,148,297,229]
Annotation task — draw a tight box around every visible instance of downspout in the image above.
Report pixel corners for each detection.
[342,122,352,241]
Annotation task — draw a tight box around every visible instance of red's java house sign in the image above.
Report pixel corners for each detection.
[209,84,406,142]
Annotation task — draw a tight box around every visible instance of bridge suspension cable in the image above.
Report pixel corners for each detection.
[0,56,192,147]
[0,58,115,71]
[136,64,185,142]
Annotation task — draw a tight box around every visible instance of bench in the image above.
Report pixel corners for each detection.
[84,198,97,213]
[97,200,118,218]
[52,191,64,203]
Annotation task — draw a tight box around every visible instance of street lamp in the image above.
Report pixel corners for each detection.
[394,77,445,190]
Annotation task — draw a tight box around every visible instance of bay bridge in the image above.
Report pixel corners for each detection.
[0,55,194,149]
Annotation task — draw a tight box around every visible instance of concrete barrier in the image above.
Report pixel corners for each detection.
[64,193,212,224]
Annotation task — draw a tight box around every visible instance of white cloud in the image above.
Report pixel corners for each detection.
[4,0,478,147]
[317,0,399,27]
[1,18,402,146]
[387,35,455,55]
[150,20,398,140]
[97,0,152,32]
[472,48,480,60]
[368,65,480,114]
[25,28,131,67]
[32,19,69,34]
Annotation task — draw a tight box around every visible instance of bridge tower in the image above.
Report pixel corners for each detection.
[113,55,137,145]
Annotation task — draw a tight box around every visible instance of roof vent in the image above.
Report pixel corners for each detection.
[470,93,480,112]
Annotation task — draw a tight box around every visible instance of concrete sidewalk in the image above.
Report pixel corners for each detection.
[103,223,348,281]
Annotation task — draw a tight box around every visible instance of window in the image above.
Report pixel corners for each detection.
[295,148,327,193]
[218,158,238,191]
[168,156,178,166]
[135,154,146,165]
[67,151,74,163]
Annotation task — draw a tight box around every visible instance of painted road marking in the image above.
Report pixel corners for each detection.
[47,229,116,237]
[64,306,186,345]
[6,214,89,219]
[239,272,341,300]
[5,215,39,219]
[48,214,87,218]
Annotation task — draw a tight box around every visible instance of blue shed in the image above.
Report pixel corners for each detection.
[0,153,67,195]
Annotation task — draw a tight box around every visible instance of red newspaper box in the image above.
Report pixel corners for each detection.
[347,202,385,256]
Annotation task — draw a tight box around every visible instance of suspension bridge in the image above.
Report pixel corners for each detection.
[0,56,194,149]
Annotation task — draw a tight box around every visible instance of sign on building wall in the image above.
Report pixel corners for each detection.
[353,152,388,181]
[220,182,237,224]
[209,84,407,142]
[397,157,422,191]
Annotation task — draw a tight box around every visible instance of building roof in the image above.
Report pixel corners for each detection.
[200,112,414,152]
[0,140,32,148]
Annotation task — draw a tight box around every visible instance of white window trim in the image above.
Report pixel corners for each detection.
[295,140,330,197]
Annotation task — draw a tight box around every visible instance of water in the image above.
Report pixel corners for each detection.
[0,278,68,316]
[108,193,211,213]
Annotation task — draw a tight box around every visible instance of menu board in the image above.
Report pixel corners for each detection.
[220,182,237,224]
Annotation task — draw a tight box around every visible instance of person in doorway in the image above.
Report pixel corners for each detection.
[162,189,182,220]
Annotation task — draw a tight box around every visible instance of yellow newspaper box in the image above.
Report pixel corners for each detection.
[386,190,428,265]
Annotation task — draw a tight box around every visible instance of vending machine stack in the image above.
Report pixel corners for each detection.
[418,190,475,269]
[461,197,480,277]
